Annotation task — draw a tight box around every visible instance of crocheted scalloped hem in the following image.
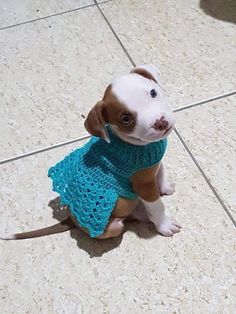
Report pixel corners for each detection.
[60,196,117,238]
[49,178,112,238]
[48,173,137,237]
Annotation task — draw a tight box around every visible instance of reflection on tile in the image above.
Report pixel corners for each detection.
[0,0,93,28]
[0,134,235,313]
[175,96,236,219]
[101,0,236,107]
[0,6,131,160]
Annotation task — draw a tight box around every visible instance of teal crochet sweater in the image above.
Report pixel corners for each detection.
[48,128,167,237]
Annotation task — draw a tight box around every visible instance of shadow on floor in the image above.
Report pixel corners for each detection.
[200,0,236,24]
[48,197,158,257]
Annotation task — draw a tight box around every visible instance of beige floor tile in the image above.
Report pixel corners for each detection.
[0,6,131,160]
[175,96,236,220]
[0,134,235,313]
[100,0,236,107]
[0,0,93,28]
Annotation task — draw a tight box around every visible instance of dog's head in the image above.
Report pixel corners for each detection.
[85,64,175,145]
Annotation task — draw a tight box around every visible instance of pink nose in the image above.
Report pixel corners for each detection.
[153,116,169,131]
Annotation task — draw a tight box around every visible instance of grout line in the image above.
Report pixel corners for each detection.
[93,0,136,67]
[95,0,236,115]
[173,90,236,113]
[95,0,236,227]
[0,88,234,166]
[1,0,234,232]
[174,127,236,227]
[0,134,91,165]
[1,0,235,167]
[0,0,112,31]
[96,0,236,226]
[1,0,235,228]
[95,0,236,114]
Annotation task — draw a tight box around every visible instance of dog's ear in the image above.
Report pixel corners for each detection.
[84,101,110,143]
[131,64,161,85]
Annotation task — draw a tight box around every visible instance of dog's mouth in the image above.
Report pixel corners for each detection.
[111,124,174,146]
[143,125,174,142]
[125,126,174,144]
[163,125,173,136]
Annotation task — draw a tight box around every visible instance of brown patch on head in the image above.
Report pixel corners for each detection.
[84,85,137,140]
[131,68,157,83]
[102,85,137,133]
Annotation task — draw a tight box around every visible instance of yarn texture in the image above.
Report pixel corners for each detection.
[48,127,167,237]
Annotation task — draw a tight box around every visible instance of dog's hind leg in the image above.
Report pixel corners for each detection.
[97,217,125,239]
[98,198,137,239]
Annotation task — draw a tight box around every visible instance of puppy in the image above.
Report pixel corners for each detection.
[0,64,181,241]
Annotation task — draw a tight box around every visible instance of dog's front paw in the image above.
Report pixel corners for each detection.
[160,182,175,196]
[156,215,181,237]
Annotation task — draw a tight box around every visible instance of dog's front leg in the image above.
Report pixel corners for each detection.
[157,162,175,196]
[142,198,181,236]
[132,164,181,237]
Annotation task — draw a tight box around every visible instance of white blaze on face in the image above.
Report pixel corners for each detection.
[111,73,175,142]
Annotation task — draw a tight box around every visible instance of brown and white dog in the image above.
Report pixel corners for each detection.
[0,64,181,241]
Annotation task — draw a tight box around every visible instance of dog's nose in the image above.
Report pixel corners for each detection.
[153,116,169,131]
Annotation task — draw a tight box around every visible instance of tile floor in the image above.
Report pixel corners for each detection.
[0,0,236,313]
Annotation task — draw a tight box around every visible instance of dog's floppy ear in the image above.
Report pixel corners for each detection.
[131,64,161,85]
[84,101,110,143]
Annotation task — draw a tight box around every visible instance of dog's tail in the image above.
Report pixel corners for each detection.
[0,217,75,240]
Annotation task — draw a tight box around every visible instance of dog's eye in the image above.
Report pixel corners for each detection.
[150,89,158,98]
[120,114,132,126]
